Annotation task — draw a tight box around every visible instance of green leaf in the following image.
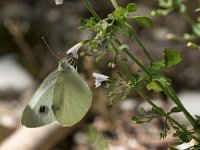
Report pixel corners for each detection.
[126,3,138,12]
[131,16,153,27]
[147,81,162,92]
[118,44,129,51]
[179,3,186,13]
[132,116,143,124]
[147,76,171,92]
[113,7,126,20]
[170,106,182,113]
[172,0,186,13]
[196,8,200,12]
[192,23,200,37]
[151,60,166,74]
[164,48,181,67]
[153,9,171,16]
[105,43,113,51]
[174,131,192,143]
[187,42,199,49]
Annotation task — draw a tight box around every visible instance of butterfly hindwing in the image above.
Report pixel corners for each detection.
[21,59,92,128]
[53,66,92,126]
[21,70,60,127]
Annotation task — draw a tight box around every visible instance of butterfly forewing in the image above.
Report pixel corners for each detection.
[21,70,60,127]
[53,66,92,126]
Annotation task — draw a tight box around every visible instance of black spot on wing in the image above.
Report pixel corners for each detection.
[39,105,49,114]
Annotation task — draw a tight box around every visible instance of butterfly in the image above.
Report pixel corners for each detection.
[21,58,92,128]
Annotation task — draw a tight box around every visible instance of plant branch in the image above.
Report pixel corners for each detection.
[113,24,198,129]
[83,0,101,22]
[124,22,154,63]
[110,0,119,9]
[156,82,198,129]
[110,0,154,63]
[137,91,200,142]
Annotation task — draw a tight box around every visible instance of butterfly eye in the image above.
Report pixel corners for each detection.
[39,105,49,114]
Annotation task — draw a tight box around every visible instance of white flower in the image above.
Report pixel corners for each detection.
[92,73,109,88]
[55,0,63,5]
[66,42,83,59]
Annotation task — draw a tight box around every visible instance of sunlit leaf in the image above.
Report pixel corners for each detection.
[147,81,162,92]
[170,106,182,113]
[126,3,138,12]
[164,48,181,67]
[131,16,153,27]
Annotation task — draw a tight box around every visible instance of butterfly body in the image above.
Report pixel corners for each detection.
[21,59,92,128]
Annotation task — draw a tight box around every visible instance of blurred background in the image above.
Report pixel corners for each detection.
[0,0,200,150]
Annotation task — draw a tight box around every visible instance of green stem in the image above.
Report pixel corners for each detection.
[112,0,198,135]
[157,82,198,129]
[110,0,119,9]
[119,55,199,141]
[119,54,134,80]
[110,0,154,63]
[138,91,183,130]
[83,0,101,22]
[124,22,154,63]
[114,37,198,129]
[138,91,200,142]
[120,41,197,129]
[124,49,151,76]
[112,37,151,75]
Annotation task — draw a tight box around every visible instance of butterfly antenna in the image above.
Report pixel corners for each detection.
[42,37,59,60]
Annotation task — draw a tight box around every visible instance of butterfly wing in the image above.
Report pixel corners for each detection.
[53,66,92,126]
[21,70,60,128]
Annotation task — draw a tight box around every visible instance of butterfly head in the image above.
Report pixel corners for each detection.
[58,58,70,70]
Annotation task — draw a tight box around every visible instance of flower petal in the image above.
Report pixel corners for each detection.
[95,80,101,88]
[66,42,83,58]
[92,73,108,88]
[92,73,108,80]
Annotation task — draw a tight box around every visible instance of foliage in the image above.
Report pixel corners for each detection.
[152,0,200,51]
[80,0,200,149]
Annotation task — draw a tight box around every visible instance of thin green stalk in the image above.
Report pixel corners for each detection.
[110,0,119,9]
[158,82,198,129]
[121,42,198,128]
[113,34,152,75]
[119,54,135,81]
[92,0,197,136]
[114,37,154,76]
[83,0,101,22]
[124,49,151,76]
[110,0,154,63]
[137,90,200,142]
[110,40,118,54]
[119,56,200,141]
[114,34,198,129]
[124,22,154,63]
[138,91,184,130]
